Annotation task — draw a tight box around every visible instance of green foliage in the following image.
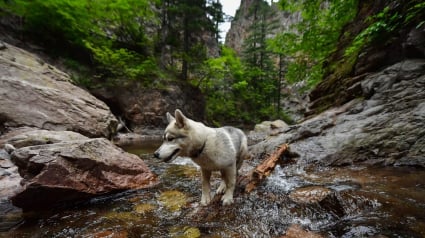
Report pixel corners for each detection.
[85,42,160,86]
[345,1,425,58]
[272,0,358,87]
[197,46,245,123]
[1,0,160,87]
[161,0,223,80]
[64,59,96,88]
[238,0,283,122]
[1,0,95,47]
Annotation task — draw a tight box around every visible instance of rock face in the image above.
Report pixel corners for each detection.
[250,59,425,167]
[8,134,157,210]
[0,42,118,138]
[308,2,425,116]
[226,0,306,121]
[92,83,205,132]
[225,0,300,55]
[0,149,22,201]
[5,129,88,148]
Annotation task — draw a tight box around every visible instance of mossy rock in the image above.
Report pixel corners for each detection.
[158,190,187,212]
[169,226,201,238]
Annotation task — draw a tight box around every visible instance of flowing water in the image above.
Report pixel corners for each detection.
[1,143,425,237]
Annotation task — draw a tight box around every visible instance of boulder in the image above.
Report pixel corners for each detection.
[250,60,425,167]
[5,129,89,148]
[249,120,290,145]
[0,42,117,138]
[10,137,157,210]
[0,149,22,200]
[253,120,289,133]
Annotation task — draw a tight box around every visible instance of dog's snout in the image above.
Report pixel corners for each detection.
[153,151,160,159]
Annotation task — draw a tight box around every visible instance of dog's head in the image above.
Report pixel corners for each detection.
[154,109,191,162]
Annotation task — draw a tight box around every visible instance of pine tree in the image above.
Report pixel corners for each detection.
[241,0,279,120]
[159,0,223,81]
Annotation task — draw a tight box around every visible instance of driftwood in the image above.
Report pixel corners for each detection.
[241,143,289,193]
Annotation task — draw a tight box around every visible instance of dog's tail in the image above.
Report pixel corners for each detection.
[237,134,250,171]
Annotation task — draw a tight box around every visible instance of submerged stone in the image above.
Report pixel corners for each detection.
[158,190,187,212]
[134,203,156,214]
[169,226,201,238]
[289,186,332,204]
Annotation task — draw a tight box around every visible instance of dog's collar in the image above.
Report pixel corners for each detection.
[191,140,206,158]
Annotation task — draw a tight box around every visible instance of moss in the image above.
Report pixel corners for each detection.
[134,203,156,214]
[169,226,201,238]
[158,190,187,212]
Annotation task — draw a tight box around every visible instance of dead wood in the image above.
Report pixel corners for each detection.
[240,143,289,193]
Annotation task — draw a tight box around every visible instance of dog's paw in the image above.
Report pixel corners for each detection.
[221,195,234,206]
[216,182,226,194]
[200,194,211,206]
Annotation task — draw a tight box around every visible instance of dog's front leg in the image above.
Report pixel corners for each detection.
[220,165,236,205]
[200,169,212,206]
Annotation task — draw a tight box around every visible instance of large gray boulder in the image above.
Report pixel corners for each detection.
[0,42,117,138]
[250,60,425,168]
[9,136,157,211]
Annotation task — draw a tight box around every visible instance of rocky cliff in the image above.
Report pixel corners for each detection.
[225,0,306,121]
[249,0,425,168]
[0,42,118,138]
[225,0,300,55]
[0,41,157,211]
[309,0,425,115]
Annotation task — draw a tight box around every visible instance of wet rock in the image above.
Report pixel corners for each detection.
[134,203,156,214]
[0,129,88,202]
[4,144,15,154]
[289,186,332,204]
[0,149,22,201]
[169,226,201,238]
[158,190,187,212]
[10,138,157,210]
[0,200,22,232]
[89,230,128,238]
[0,42,118,138]
[394,156,425,168]
[0,149,12,165]
[341,226,379,238]
[280,224,324,238]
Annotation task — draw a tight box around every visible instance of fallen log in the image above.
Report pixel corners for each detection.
[242,143,289,193]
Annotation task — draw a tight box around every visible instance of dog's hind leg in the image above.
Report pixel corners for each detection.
[200,169,212,206]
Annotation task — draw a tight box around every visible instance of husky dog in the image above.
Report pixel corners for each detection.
[154,109,250,206]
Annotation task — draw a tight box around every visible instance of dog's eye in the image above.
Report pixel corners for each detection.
[167,137,174,141]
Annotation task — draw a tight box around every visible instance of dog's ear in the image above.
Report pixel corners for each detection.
[166,112,174,123]
[174,109,187,129]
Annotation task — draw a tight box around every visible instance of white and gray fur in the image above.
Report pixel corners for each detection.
[154,109,250,206]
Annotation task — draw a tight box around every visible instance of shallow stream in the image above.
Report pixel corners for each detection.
[1,143,424,237]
